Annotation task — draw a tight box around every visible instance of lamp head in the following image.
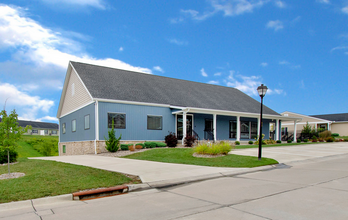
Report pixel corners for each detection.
[257,84,268,98]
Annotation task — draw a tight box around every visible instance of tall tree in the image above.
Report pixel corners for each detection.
[0,109,29,174]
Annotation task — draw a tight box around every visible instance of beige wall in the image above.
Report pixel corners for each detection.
[60,68,93,117]
[331,123,348,136]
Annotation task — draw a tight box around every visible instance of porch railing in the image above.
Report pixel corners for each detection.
[204,130,214,142]
[192,130,200,141]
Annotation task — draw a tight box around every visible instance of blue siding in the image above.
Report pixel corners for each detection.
[98,102,175,140]
[60,103,95,142]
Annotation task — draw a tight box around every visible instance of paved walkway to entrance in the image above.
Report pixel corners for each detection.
[31,142,348,186]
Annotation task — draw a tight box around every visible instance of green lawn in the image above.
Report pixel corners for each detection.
[123,148,278,168]
[16,141,43,158]
[235,141,330,149]
[0,158,138,203]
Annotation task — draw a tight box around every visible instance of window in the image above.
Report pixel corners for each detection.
[240,121,250,139]
[72,120,76,132]
[32,129,38,134]
[62,123,66,134]
[251,122,258,139]
[108,113,126,129]
[85,115,90,130]
[71,83,75,96]
[44,130,48,135]
[147,116,162,130]
[229,121,237,138]
[52,130,57,134]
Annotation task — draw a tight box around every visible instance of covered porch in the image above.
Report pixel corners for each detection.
[172,107,301,143]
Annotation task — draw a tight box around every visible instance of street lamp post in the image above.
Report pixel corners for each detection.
[257,84,268,160]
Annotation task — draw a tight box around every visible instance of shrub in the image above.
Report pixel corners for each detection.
[318,137,324,142]
[155,142,167,148]
[144,142,156,148]
[297,139,301,143]
[120,144,130,151]
[184,135,197,147]
[0,148,18,164]
[26,138,58,156]
[235,141,240,145]
[104,122,121,152]
[165,132,177,148]
[194,143,210,154]
[326,137,334,142]
[344,139,348,142]
[135,143,144,149]
[194,142,233,155]
[265,139,276,145]
[319,130,331,139]
[248,141,253,145]
[287,140,292,143]
[276,140,282,144]
[332,133,339,137]
[304,139,309,142]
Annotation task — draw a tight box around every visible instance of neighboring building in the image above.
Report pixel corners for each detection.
[281,111,348,137]
[0,119,59,136]
[57,61,299,155]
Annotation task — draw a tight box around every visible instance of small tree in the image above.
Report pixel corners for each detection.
[301,122,312,135]
[104,121,121,152]
[0,109,29,174]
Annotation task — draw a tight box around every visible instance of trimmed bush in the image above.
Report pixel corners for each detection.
[344,139,348,142]
[144,142,156,148]
[248,141,253,145]
[297,139,301,143]
[120,144,131,151]
[184,135,197,147]
[155,142,167,148]
[135,143,145,149]
[326,137,334,142]
[165,132,177,148]
[319,130,331,139]
[287,139,292,143]
[235,141,240,145]
[0,148,18,164]
[304,139,309,142]
[276,140,282,144]
[332,133,339,137]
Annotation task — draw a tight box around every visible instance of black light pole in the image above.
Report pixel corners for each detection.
[257,84,268,160]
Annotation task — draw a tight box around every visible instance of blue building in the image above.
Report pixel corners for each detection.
[57,61,299,155]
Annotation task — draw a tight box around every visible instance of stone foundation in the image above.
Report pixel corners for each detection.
[59,140,165,156]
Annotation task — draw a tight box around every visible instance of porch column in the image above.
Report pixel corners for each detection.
[213,114,217,142]
[276,119,279,141]
[293,120,297,142]
[328,123,330,131]
[182,112,187,142]
[257,117,261,139]
[236,116,241,141]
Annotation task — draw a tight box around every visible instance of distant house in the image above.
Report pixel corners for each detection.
[0,119,59,136]
[281,111,348,136]
[57,61,299,155]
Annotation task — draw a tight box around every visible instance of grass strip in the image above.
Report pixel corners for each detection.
[0,158,137,204]
[123,148,278,168]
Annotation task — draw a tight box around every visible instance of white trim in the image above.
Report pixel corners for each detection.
[213,114,217,142]
[59,101,95,119]
[276,119,279,141]
[281,121,330,126]
[95,98,171,108]
[95,100,99,140]
[182,112,187,142]
[236,116,240,141]
[281,111,331,123]
[332,121,348,124]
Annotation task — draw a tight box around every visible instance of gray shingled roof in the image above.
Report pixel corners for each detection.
[0,119,58,129]
[311,113,348,122]
[71,61,280,116]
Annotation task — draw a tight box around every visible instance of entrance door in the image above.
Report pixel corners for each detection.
[177,115,193,140]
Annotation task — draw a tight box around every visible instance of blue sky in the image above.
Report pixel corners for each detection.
[0,0,347,122]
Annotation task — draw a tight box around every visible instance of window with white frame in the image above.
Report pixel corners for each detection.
[32,129,38,134]
[71,83,75,96]
[72,119,76,132]
[108,113,126,129]
[62,123,66,134]
[147,115,162,130]
[52,130,57,134]
[85,115,90,130]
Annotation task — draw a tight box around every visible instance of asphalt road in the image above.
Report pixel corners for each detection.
[3,153,348,220]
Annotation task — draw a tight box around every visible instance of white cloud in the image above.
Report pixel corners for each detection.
[299,80,305,89]
[274,1,286,8]
[37,116,59,122]
[39,0,106,9]
[0,5,152,83]
[331,46,348,53]
[119,47,124,52]
[266,20,284,31]
[279,60,290,65]
[214,72,222,76]
[153,66,164,73]
[260,62,268,67]
[225,70,283,96]
[316,0,330,4]
[201,68,208,77]
[342,6,348,14]
[0,82,54,121]
[168,38,188,46]
[208,80,219,85]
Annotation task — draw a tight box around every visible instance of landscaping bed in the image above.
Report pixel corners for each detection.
[122,148,278,168]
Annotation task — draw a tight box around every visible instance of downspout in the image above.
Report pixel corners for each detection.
[94,100,99,154]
